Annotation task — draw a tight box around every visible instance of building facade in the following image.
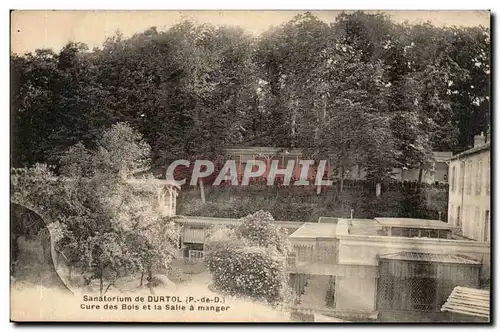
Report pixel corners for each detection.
[174,216,490,321]
[226,147,451,185]
[225,147,322,183]
[348,151,452,184]
[447,134,491,242]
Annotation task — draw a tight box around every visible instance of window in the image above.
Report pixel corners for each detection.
[438,230,449,239]
[409,229,420,238]
[391,228,402,236]
[484,210,490,242]
[296,246,313,261]
[474,207,480,240]
[450,166,456,192]
[466,161,473,195]
[421,230,431,238]
[476,159,482,195]
[459,163,465,194]
[487,156,490,195]
[464,205,470,235]
[287,252,297,267]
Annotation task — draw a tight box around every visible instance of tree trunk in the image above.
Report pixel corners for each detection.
[140,271,144,287]
[147,267,155,295]
[10,234,20,275]
[417,165,424,194]
[291,99,298,146]
[11,234,20,264]
[376,183,382,197]
[99,271,104,295]
[323,96,327,120]
[417,167,424,184]
[199,178,206,204]
[147,266,153,281]
[339,165,345,193]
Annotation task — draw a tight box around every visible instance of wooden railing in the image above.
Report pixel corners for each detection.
[188,249,204,263]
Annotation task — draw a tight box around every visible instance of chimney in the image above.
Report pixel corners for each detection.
[474,132,486,148]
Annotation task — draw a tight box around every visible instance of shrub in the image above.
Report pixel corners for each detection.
[206,246,289,305]
[205,212,292,305]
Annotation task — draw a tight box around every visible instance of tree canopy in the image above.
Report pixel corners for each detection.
[11,123,180,294]
[11,11,490,183]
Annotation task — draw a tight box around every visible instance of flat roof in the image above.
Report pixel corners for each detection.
[318,217,339,224]
[375,218,459,230]
[126,178,181,189]
[289,223,337,238]
[350,219,381,227]
[225,147,303,155]
[179,216,303,230]
[379,252,481,265]
[348,218,384,235]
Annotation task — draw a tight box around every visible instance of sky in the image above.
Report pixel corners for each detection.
[11,10,490,55]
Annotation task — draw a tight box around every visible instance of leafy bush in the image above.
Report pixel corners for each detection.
[205,212,292,305]
[11,123,180,295]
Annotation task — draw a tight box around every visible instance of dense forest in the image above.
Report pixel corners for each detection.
[11,12,490,183]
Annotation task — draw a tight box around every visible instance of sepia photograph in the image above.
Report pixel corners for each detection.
[9,9,491,323]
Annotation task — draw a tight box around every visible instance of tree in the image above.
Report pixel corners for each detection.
[11,123,180,295]
[255,12,331,148]
[11,49,59,167]
[205,211,292,305]
[11,12,490,180]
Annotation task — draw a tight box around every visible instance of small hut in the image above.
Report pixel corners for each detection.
[126,178,181,217]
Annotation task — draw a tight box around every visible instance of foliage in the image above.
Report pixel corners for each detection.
[178,182,449,222]
[11,123,180,294]
[11,12,490,185]
[205,212,292,305]
[235,211,291,256]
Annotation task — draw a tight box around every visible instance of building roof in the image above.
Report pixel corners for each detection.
[348,218,384,235]
[318,217,339,224]
[179,216,303,230]
[447,141,491,161]
[48,176,181,190]
[441,286,490,318]
[433,151,453,162]
[126,178,181,190]
[225,147,303,156]
[289,223,337,239]
[374,218,459,230]
[379,252,481,265]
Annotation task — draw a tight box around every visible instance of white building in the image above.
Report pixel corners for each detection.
[348,151,452,184]
[447,133,491,242]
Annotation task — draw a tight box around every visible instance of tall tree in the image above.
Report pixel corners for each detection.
[11,123,180,294]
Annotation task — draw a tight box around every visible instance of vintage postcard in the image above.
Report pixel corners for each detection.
[10,10,491,323]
